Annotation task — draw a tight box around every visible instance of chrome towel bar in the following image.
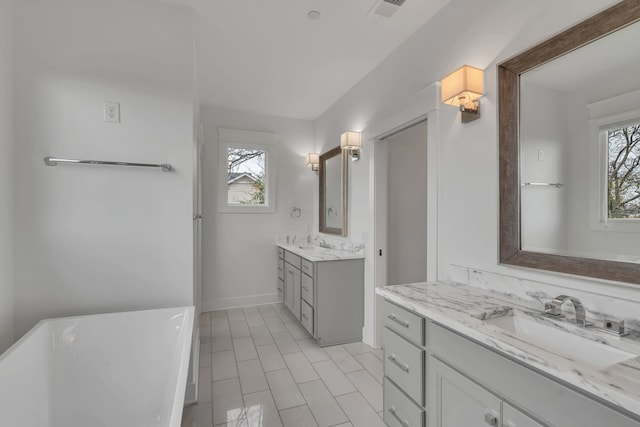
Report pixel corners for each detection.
[522,182,563,188]
[44,157,173,172]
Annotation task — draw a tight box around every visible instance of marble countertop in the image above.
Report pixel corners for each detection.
[377,282,640,418]
[278,243,365,262]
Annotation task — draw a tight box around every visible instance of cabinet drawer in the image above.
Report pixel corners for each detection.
[384,377,425,427]
[384,327,424,406]
[384,300,424,346]
[285,251,301,269]
[278,278,284,302]
[301,273,314,305]
[301,300,313,335]
[301,258,314,276]
[277,259,284,280]
[277,247,284,259]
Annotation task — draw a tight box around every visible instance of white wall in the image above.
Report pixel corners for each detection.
[0,0,14,352]
[314,0,639,345]
[13,0,195,337]
[201,106,315,310]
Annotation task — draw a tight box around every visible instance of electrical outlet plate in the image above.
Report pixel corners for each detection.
[104,102,120,123]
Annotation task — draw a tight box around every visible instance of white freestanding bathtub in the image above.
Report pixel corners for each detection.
[0,306,194,427]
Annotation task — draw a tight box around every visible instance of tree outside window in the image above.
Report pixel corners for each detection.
[608,123,640,219]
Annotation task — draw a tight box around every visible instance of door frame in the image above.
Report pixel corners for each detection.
[185,120,204,405]
[362,82,440,348]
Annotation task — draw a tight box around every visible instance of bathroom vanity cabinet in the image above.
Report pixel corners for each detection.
[381,299,640,427]
[277,247,284,302]
[277,246,364,347]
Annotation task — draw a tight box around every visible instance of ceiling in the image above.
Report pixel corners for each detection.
[162,0,450,120]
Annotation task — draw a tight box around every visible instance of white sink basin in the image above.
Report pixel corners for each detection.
[486,312,636,370]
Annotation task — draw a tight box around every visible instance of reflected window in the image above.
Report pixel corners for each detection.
[606,121,640,219]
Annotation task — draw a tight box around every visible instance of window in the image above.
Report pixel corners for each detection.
[227,147,266,205]
[606,121,640,219]
[218,128,278,213]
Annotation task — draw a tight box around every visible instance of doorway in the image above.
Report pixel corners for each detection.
[385,121,428,286]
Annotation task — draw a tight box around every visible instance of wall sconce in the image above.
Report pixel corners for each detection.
[305,153,319,172]
[340,131,362,161]
[441,65,484,123]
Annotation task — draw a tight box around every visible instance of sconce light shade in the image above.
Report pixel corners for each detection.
[441,65,484,123]
[305,153,319,172]
[340,131,362,161]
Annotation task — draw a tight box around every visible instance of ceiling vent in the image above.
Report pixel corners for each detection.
[369,0,406,18]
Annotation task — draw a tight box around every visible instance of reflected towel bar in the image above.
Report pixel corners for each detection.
[44,157,173,172]
[522,182,563,188]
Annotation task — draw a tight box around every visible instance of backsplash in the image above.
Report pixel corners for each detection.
[276,234,310,246]
[276,234,365,255]
[448,265,640,333]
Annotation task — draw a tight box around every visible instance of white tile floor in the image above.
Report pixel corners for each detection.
[182,303,385,427]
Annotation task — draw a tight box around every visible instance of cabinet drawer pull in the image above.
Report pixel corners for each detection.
[387,354,409,372]
[302,286,309,291]
[388,406,410,427]
[387,314,410,328]
[302,313,308,320]
[484,413,498,426]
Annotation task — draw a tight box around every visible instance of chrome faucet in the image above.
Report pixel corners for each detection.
[314,237,331,249]
[544,295,592,327]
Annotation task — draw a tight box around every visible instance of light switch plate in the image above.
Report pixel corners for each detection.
[104,102,120,123]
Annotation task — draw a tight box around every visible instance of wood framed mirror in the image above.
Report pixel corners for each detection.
[499,1,640,284]
[319,146,348,236]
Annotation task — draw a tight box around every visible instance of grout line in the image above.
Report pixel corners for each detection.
[252,307,287,427]
[201,303,381,427]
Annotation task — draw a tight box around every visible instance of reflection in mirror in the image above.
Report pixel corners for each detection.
[498,1,640,284]
[324,155,342,229]
[319,147,348,236]
[520,20,640,264]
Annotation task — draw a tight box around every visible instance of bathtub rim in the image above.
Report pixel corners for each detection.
[0,305,195,427]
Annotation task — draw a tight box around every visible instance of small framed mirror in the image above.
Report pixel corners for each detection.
[319,147,348,236]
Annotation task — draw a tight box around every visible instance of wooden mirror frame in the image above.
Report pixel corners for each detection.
[499,0,640,284]
[319,146,348,236]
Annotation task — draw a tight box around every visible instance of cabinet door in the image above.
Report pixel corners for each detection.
[284,264,295,313]
[284,263,301,320]
[430,357,501,427]
[503,403,543,427]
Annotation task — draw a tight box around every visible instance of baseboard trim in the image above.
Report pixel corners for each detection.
[202,293,281,312]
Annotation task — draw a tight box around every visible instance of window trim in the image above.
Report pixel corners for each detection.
[217,128,278,214]
[588,108,640,232]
